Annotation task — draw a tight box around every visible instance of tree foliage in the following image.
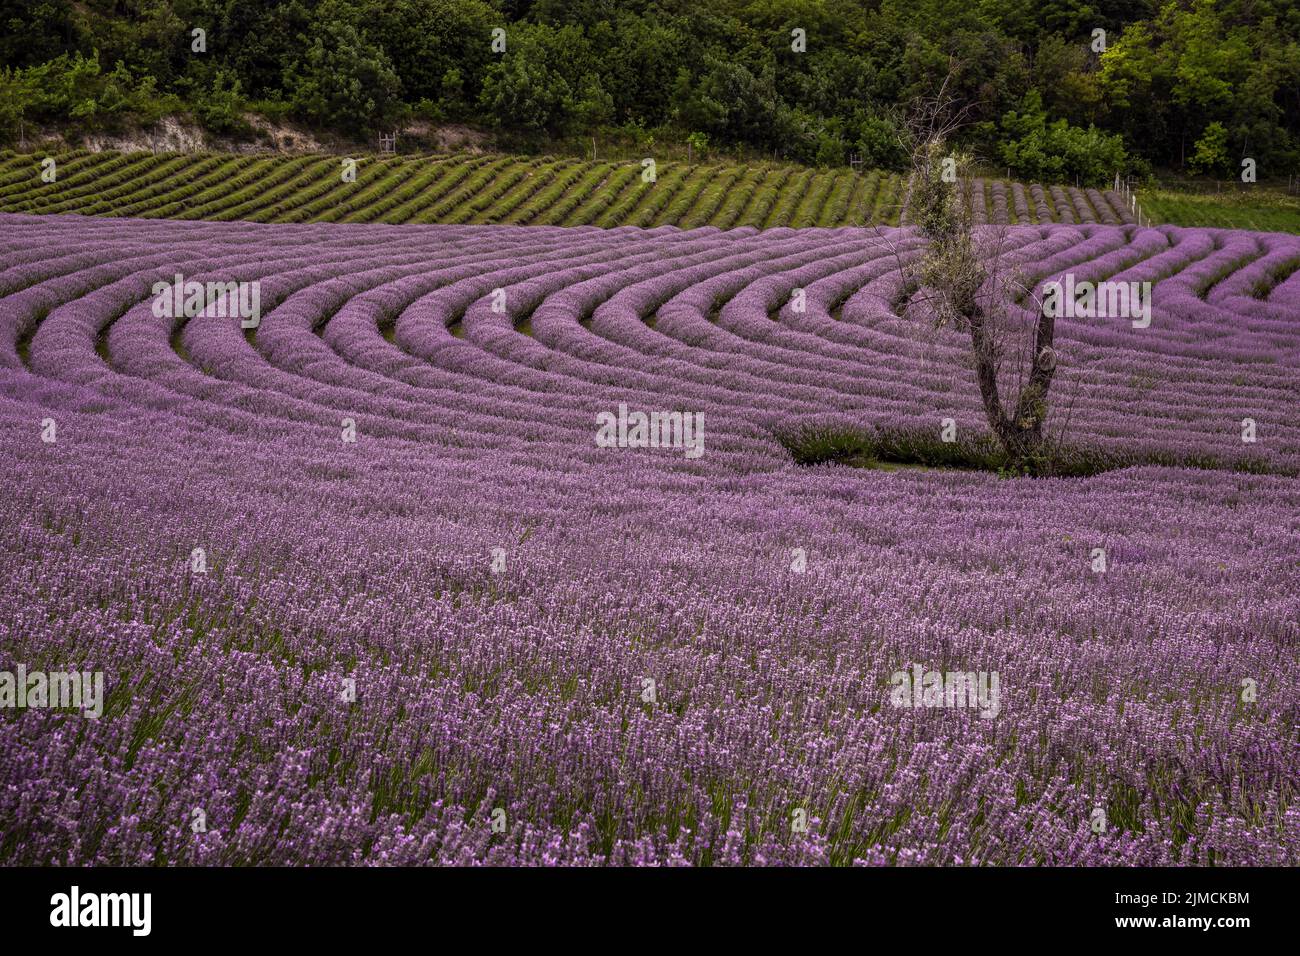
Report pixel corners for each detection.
[1,0,1295,178]
[999,91,1130,185]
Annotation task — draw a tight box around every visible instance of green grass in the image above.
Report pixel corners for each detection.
[1142,186,1300,233]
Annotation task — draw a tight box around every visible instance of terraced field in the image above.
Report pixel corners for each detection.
[0,150,1139,229]
[2,212,1297,865]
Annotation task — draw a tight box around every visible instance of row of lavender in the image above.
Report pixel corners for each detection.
[3,214,1298,474]
[955,179,1135,228]
[0,214,1296,865]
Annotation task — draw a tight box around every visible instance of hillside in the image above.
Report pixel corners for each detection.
[0,150,1143,230]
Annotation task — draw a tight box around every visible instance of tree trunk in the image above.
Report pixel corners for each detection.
[968,305,1056,467]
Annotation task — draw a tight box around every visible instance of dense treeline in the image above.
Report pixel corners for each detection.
[1,0,1297,185]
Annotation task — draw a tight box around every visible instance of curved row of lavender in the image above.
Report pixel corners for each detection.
[0,212,1296,865]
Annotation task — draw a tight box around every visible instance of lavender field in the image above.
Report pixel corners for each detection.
[0,212,1296,866]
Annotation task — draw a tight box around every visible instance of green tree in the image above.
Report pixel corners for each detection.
[1189,120,1230,175]
[193,69,247,135]
[1000,91,1129,185]
[571,74,614,134]
[479,23,597,133]
[283,2,402,135]
[366,0,496,112]
[0,0,78,70]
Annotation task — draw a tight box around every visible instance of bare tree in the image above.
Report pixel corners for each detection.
[893,66,1061,470]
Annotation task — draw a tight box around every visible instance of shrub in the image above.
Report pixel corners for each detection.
[999,91,1129,187]
[193,70,249,136]
[775,423,1294,479]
